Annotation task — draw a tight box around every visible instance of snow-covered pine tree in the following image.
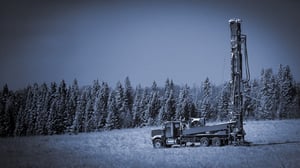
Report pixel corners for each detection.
[145,81,161,125]
[84,80,100,132]
[92,80,101,131]
[217,82,230,121]
[124,77,134,111]
[0,84,16,136]
[113,81,125,128]
[159,89,176,124]
[277,65,296,119]
[132,85,143,127]
[158,79,170,124]
[52,80,68,134]
[114,81,124,111]
[200,77,213,120]
[15,86,30,135]
[25,83,40,135]
[0,84,8,136]
[92,80,102,131]
[105,91,121,130]
[158,79,176,124]
[258,68,277,119]
[65,79,79,133]
[46,82,58,135]
[83,87,95,132]
[163,79,171,102]
[175,84,192,121]
[158,104,166,125]
[95,82,110,130]
[191,84,201,118]
[35,83,49,135]
[139,88,150,126]
[276,64,284,118]
[71,90,87,134]
[189,101,197,119]
[247,79,260,119]
[270,75,279,119]
[14,88,28,136]
[123,77,134,128]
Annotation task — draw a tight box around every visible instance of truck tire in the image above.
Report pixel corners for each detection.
[153,139,163,148]
[200,137,209,147]
[212,137,222,146]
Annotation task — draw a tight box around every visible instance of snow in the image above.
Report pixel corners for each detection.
[1,119,300,168]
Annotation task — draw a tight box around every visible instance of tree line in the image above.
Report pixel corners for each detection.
[0,65,299,137]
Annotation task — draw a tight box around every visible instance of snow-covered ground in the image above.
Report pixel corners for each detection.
[1,120,300,168]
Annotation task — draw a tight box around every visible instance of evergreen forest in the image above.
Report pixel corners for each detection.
[0,65,299,137]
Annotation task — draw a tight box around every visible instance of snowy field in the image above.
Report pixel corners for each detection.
[1,120,300,168]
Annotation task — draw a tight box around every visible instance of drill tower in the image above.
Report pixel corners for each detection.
[229,18,250,143]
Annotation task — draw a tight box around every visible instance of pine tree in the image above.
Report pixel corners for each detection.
[158,79,176,124]
[114,81,125,128]
[145,81,161,125]
[0,84,8,136]
[158,104,166,124]
[46,82,58,135]
[259,68,277,119]
[25,83,40,135]
[71,91,87,134]
[139,88,150,126]
[83,88,95,132]
[0,84,16,136]
[65,79,79,133]
[52,80,68,134]
[35,83,49,135]
[95,82,110,130]
[277,65,296,118]
[124,77,134,111]
[163,79,171,102]
[200,77,212,119]
[158,89,176,124]
[14,86,30,135]
[175,85,192,121]
[83,80,101,132]
[105,91,121,130]
[217,82,230,121]
[123,77,134,128]
[132,85,143,127]
[14,88,28,136]
[248,79,260,119]
[158,79,169,124]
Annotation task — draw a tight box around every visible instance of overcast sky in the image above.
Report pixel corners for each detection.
[1,0,300,89]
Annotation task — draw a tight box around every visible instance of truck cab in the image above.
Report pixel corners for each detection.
[151,121,182,148]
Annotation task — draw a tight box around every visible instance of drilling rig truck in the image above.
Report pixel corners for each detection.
[151,18,250,148]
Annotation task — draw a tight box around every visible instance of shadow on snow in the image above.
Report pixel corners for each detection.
[250,140,300,147]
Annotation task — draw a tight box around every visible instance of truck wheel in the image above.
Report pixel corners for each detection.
[212,137,222,146]
[153,139,163,148]
[200,137,209,147]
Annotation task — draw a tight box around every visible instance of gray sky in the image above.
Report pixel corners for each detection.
[1,0,300,89]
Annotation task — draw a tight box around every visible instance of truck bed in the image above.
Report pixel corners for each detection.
[182,122,235,135]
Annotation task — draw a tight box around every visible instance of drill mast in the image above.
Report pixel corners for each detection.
[229,18,250,143]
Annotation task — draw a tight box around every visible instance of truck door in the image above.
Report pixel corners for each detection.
[173,122,181,138]
[165,122,172,138]
[165,122,181,138]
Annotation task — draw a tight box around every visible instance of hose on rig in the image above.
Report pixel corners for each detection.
[242,35,250,83]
